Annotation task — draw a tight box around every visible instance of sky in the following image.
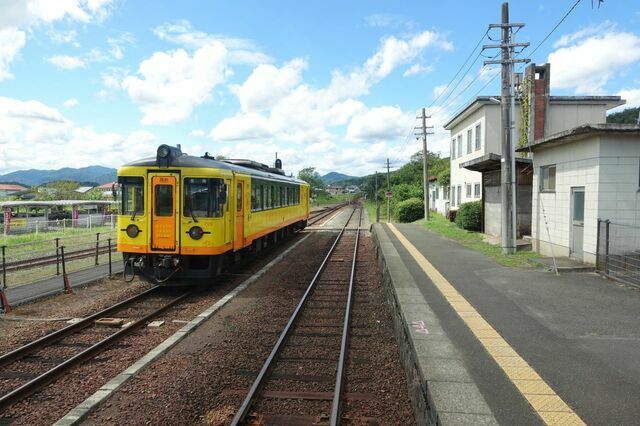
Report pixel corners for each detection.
[1,0,639,178]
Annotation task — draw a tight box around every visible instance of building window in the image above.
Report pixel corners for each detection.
[466,183,472,197]
[452,138,456,159]
[467,129,472,154]
[457,185,462,206]
[474,183,481,198]
[451,185,455,206]
[540,165,556,191]
[435,186,439,200]
[475,124,481,150]
[457,135,462,158]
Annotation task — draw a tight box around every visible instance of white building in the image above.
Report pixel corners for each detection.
[443,63,623,225]
[517,124,640,264]
[428,177,449,216]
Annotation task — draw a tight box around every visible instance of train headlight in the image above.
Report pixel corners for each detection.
[188,226,204,240]
[157,144,171,159]
[126,224,140,238]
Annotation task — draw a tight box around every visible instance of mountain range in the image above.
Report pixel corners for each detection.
[0,166,117,186]
[321,172,357,184]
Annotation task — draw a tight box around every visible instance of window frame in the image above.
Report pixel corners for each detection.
[451,138,456,159]
[467,129,472,154]
[183,177,226,218]
[540,165,557,192]
[118,176,144,216]
[474,183,481,198]
[475,123,481,150]
[466,183,472,198]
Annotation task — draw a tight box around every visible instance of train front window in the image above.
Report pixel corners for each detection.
[119,177,144,216]
[184,178,226,218]
[154,185,173,217]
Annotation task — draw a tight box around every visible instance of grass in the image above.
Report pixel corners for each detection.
[417,212,541,268]
[365,200,390,223]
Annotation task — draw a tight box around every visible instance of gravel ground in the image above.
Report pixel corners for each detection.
[0,276,152,357]
[0,234,309,425]
[85,230,415,425]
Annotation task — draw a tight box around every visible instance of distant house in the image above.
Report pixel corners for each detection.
[0,184,28,197]
[428,177,449,216]
[95,182,118,199]
[74,186,94,194]
[517,124,640,264]
[326,185,345,195]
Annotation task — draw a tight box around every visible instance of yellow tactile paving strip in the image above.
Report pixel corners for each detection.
[387,224,585,426]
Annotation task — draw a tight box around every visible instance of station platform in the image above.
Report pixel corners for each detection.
[372,223,640,425]
[4,262,124,308]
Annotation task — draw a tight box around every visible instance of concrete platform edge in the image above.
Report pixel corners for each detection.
[53,234,312,426]
[371,223,497,426]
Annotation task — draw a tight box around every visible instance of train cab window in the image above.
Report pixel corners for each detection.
[155,185,173,217]
[119,176,144,216]
[184,178,226,218]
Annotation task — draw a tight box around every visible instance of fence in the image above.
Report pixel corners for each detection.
[3,214,117,237]
[596,219,640,288]
[0,231,118,308]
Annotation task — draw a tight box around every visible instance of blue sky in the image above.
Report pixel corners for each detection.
[1,0,639,177]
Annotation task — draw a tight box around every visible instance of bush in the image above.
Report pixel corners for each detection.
[395,197,424,223]
[455,201,481,231]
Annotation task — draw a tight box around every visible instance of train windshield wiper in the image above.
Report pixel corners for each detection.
[186,198,199,223]
[130,209,138,221]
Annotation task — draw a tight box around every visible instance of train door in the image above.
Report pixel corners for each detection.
[150,174,179,252]
[233,178,245,251]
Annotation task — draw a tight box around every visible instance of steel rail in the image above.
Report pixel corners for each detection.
[230,206,357,426]
[330,207,362,425]
[307,202,348,226]
[0,289,192,411]
[0,286,160,369]
[3,245,116,272]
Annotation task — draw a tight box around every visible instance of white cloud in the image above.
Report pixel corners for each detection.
[432,84,447,98]
[63,98,79,108]
[0,1,115,78]
[0,28,26,81]
[107,32,135,60]
[234,58,307,112]
[212,30,451,145]
[49,29,79,47]
[47,54,86,70]
[616,88,640,110]
[153,20,272,65]
[347,106,414,142]
[548,27,640,93]
[189,129,206,137]
[403,63,434,77]
[0,96,156,174]
[553,21,616,48]
[364,13,414,30]
[122,42,228,125]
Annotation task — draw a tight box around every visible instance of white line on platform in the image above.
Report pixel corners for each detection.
[319,209,344,227]
[54,233,312,426]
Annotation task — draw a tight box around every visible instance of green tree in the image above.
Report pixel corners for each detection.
[297,167,325,191]
[607,107,640,124]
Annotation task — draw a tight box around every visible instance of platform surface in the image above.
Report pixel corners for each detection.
[376,222,640,425]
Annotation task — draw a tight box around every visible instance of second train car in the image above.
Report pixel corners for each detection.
[117,144,310,282]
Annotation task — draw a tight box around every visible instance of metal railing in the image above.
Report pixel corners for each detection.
[596,219,640,288]
[2,214,117,237]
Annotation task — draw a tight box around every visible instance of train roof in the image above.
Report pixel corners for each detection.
[121,152,307,185]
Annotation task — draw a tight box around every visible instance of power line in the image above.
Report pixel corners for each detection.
[427,29,489,109]
[528,0,583,58]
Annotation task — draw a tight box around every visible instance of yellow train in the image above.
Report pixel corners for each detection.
[117,144,310,282]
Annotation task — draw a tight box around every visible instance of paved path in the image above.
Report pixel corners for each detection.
[376,222,640,425]
[5,262,124,307]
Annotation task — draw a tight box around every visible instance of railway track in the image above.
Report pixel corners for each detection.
[231,206,363,425]
[307,203,349,226]
[0,286,193,411]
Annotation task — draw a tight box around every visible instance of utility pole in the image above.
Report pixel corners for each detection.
[375,171,380,223]
[385,158,392,222]
[482,2,529,254]
[415,108,434,220]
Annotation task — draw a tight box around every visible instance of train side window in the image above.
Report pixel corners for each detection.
[259,184,264,210]
[251,185,257,211]
[236,183,242,212]
[280,186,284,207]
